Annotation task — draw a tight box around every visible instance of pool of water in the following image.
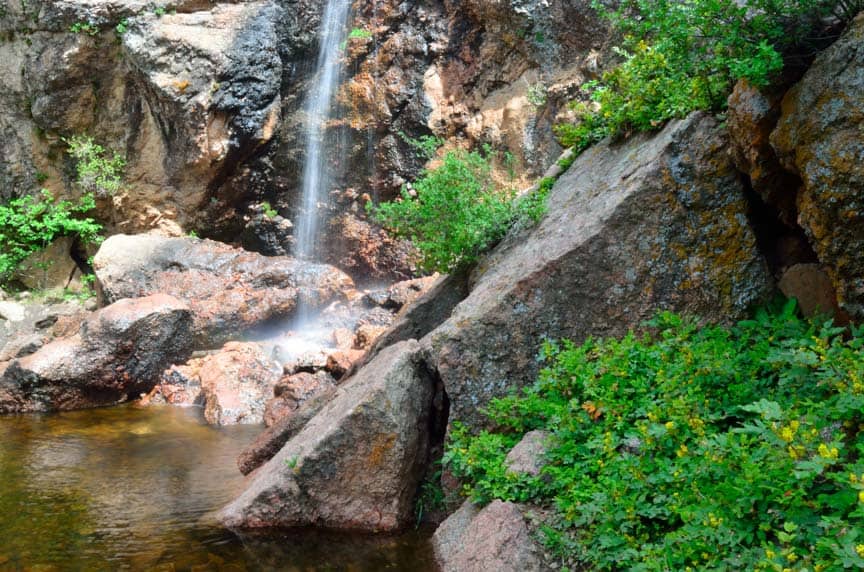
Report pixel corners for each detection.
[0,405,436,571]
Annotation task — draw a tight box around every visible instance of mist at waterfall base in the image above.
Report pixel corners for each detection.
[0,405,436,570]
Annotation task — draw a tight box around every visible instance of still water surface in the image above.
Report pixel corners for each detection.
[0,405,435,571]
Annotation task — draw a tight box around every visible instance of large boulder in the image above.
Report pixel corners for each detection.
[433,500,548,572]
[771,15,864,317]
[0,294,193,413]
[427,112,773,428]
[149,341,282,425]
[219,340,434,531]
[93,234,354,347]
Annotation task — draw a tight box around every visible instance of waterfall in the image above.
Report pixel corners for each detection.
[294,0,352,261]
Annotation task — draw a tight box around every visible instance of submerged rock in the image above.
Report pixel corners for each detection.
[427,112,773,429]
[219,340,434,531]
[93,234,354,347]
[433,500,548,572]
[771,15,864,318]
[0,294,193,413]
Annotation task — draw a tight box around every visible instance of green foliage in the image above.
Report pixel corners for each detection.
[348,27,373,40]
[445,301,864,570]
[0,190,102,280]
[260,201,277,219]
[370,147,547,272]
[69,21,99,36]
[115,18,129,36]
[554,0,829,150]
[398,131,444,160]
[65,136,125,197]
[415,465,447,525]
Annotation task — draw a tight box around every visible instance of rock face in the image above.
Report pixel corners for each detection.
[427,113,773,428]
[93,234,353,347]
[771,15,864,317]
[0,294,192,412]
[219,340,434,531]
[0,0,611,281]
[433,500,548,572]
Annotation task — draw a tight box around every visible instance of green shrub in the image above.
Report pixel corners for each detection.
[555,0,830,150]
[65,135,125,197]
[261,201,277,218]
[0,190,102,280]
[445,301,864,570]
[369,148,547,272]
[348,27,373,40]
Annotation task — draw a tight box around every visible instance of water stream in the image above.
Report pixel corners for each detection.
[294,0,352,261]
[0,405,436,571]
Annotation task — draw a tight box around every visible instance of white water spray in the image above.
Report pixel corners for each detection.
[294,0,352,260]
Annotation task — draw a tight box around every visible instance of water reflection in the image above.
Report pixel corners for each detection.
[0,405,435,571]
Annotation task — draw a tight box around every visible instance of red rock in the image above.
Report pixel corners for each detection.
[325,349,365,379]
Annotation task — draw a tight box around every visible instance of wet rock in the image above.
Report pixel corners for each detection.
[353,324,388,350]
[505,430,550,477]
[281,350,329,375]
[0,294,193,413]
[150,342,282,425]
[197,343,283,425]
[331,328,355,349]
[778,264,842,320]
[433,500,547,572]
[220,340,433,530]
[324,349,365,379]
[427,113,773,429]
[93,234,353,348]
[771,15,864,318]
[263,371,336,427]
[363,275,439,311]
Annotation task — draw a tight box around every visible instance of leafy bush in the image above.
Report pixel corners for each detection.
[66,136,125,197]
[554,0,830,149]
[369,147,547,272]
[445,301,864,570]
[0,191,102,280]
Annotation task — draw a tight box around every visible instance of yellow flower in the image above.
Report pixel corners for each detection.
[779,426,795,443]
[765,549,776,559]
[677,444,688,458]
[665,421,676,430]
[858,490,864,504]
[856,544,864,558]
[818,443,839,460]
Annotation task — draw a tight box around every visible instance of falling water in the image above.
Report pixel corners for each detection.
[294,0,352,260]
